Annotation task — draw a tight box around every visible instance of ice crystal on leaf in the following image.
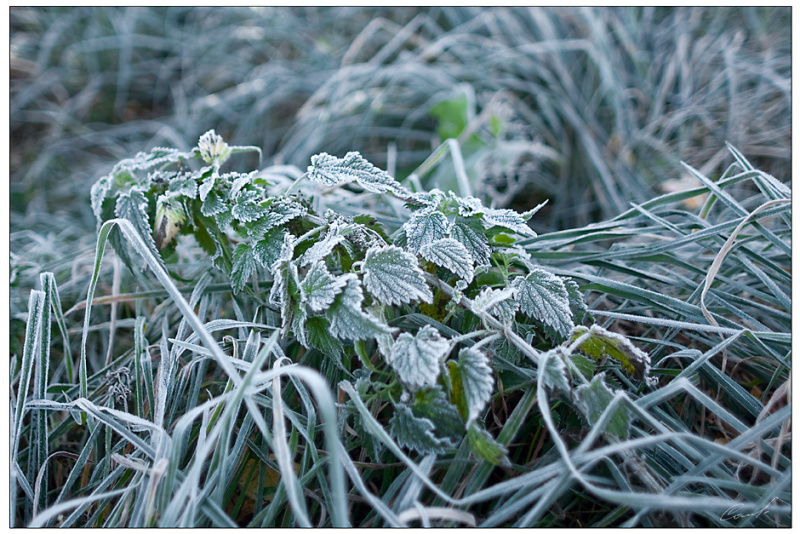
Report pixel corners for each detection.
[362,245,432,306]
[385,325,450,391]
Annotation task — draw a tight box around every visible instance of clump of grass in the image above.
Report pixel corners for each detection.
[11,135,790,527]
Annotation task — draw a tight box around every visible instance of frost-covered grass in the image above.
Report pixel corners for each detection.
[9,6,791,528]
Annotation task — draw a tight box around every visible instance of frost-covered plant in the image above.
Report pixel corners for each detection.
[91,131,654,462]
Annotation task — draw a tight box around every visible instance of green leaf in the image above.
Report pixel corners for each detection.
[420,238,475,283]
[466,422,510,466]
[570,325,652,383]
[450,220,491,266]
[430,94,469,140]
[411,386,465,443]
[574,373,632,439]
[326,276,395,340]
[570,353,596,380]
[389,405,453,455]
[403,207,450,253]
[451,347,493,424]
[385,325,450,391]
[362,245,432,306]
[512,269,574,341]
[305,316,344,358]
[300,261,348,313]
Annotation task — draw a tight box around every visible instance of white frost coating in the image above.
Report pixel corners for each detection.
[403,207,450,252]
[386,325,450,391]
[457,347,493,424]
[306,151,411,197]
[299,223,346,267]
[472,287,518,323]
[512,269,574,338]
[540,347,570,392]
[419,238,475,283]
[362,245,433,306]
[449,222,491,266]
[300,261,348,313]
[326,276,395,340]
[446,191,536,237]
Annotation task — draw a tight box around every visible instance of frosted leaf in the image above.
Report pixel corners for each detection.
[230,243,256,294]
[455,347,493,424]
[198,169,216,201]
[540,347,570,392]
[114,187,163,269]
[481,208,536,237]
[231,194,267,222]
[252,227,286,268]
[386,325,450,391]
[306,151,411,196]
[200,190,227,217]
[229,171,257,199]
[472,287,518,324]
[291,304,308,347]
[300,261,348,313]
[362,245,432,306]
[570,325,654,385]
[466,422,509,466]
[446,191,536,237]
[389,405,452,455]
[449,221,491,266]
[197,129,230,165]
[564,279,589,324]
[269,235,299,333]
[574,373,632,439]
[512,269,574,340]
[247,198,307,236]
[90,176,110,224]
[326,275,395,340]
[167,172,199,198]
[299,223,346,267]
[403,207,450,253]
[419,238,474,283]
[112,147,186,178]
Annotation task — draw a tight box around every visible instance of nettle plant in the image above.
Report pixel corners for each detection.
[91,131,655,464]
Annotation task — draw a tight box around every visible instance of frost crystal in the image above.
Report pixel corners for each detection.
[456,347,494,424]
[306,151,410,197]
[300,261,348,313]
[386,325,450,391]
[512,269,574,339]
[326,275,395,340]
[449,221,491,266]
[198,129,230,165]
[403,207,449,252]
[362,245,433,306]
[419,238,474,283]
[472,287,518,323]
